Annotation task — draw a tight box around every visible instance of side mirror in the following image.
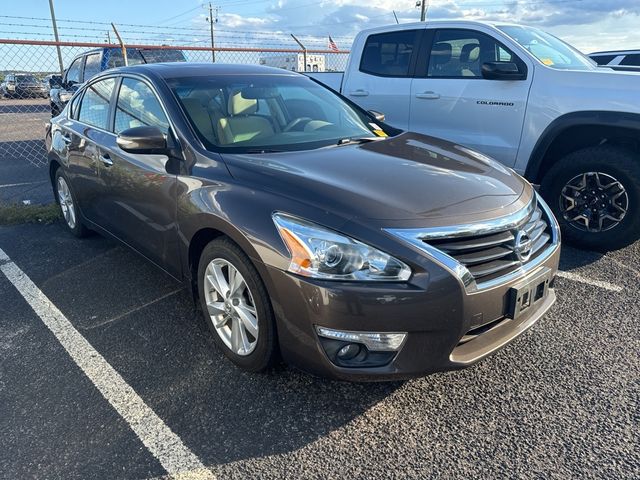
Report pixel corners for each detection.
[368,110,385,122]
[116,126,167,154]
[481,62,526,81]
[49,75,63,88]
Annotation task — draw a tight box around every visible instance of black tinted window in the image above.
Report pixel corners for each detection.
[427,29,519,78]
[77,78,116,130]
[359,30,419,77]
[115,78,169,134]
[66,57,83,84]
[106,49,145,69]
[620,54,640,66]
[83,53,102,81]
[590,54,617,65]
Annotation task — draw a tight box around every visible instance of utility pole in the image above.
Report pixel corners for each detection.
[48,0,64,76]
[417,0,429,22]
[205,2,219,63]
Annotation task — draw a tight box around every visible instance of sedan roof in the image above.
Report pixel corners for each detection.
[111,62,302,79]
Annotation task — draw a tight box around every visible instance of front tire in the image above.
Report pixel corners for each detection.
[54,170,89,238]
[197,238,278,372]
[540,145,640,250]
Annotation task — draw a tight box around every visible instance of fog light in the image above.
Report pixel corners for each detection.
[337,343,361,360]
[315,326,406,351]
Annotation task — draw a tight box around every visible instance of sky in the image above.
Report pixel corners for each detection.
[1,0,640,54]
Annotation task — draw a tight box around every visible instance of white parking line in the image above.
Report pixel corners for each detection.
[556,270,623,293]
[0,181,39,188]
[0,248,215,480]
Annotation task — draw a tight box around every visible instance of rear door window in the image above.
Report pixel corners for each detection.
[77,78,116,130]
[620,54,640,66]
[591,54,617,65]
[359,30,420,77]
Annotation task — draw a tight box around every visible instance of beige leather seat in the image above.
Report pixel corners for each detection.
[181,97,217,141]
[216,91,275,145]
[460,43,481,77]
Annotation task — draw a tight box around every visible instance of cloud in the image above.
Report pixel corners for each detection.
[182,1,640,54]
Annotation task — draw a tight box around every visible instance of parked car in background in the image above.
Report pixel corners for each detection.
[307,21,640,251]
[1,73,48,98]
[49,46,186,116]
[46,63,560,380]
[589,49,640,69]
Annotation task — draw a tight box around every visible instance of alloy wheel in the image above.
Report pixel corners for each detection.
[57,176,77,229]
[203,258,259,356]
[559,171,628,232]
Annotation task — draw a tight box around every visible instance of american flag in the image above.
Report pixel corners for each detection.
[328,36,339,52]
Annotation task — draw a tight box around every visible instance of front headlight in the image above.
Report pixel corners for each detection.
[272,213,411,281]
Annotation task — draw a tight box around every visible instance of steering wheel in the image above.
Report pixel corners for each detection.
[283,117,313,132]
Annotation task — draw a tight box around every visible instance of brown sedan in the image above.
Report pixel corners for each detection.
[46,63,560,381]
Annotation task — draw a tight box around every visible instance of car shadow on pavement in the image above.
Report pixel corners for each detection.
[0,221,403,467]
[558,244,603,271]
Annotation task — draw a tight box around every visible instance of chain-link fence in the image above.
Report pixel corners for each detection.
[0,39,350,168]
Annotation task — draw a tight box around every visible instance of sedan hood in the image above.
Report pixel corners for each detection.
[222,132,530,225]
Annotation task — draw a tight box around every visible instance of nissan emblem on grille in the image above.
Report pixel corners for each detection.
[514,230,534,262]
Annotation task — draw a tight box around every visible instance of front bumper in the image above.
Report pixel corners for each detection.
[261,242,560,381]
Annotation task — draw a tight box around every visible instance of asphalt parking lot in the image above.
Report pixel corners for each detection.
[0,97,51,205]
[1,99,638,479]
[0,218,638,479]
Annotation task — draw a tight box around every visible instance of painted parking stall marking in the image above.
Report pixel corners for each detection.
[556,270,623,293]
[0,247,215,480]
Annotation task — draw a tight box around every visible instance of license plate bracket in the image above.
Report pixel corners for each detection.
[508,268,551,320]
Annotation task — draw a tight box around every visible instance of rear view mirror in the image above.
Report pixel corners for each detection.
[49,75,63,88]
[368,110,385,122]
[116,126,167,154]
[481,62,526,81]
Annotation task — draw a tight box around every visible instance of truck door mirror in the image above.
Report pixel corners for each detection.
[481,62,526,81]
[49,75,63,88]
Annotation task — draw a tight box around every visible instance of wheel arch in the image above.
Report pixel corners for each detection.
[49,158,62,201]
[184,216,274,301]
[525,111,640,183]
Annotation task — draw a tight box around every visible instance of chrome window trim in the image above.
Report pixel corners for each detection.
[385,193,560,293]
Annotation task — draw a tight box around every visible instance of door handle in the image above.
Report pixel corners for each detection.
[99,153,113,166]
[60,134,72,144]
[415,91,441,100]
[349,89,369,97]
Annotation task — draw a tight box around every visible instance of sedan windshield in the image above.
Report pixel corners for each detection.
[498,25,595,71]
[167,74,392,152]
[16,75,38,82]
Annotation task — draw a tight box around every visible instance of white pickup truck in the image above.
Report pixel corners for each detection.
[307,20,640,250]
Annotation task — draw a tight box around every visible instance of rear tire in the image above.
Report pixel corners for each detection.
[197,238,278,372]
[540,145,640,251]
[54,169,89,238]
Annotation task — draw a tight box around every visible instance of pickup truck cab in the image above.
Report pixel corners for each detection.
[49,46,186,117]
[308,21,640,250]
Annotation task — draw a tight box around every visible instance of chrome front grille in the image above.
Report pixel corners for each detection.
[427,205,551,282]
[385,193,560,292]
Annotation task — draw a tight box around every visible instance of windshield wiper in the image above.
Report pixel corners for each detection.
[336,137,381,146]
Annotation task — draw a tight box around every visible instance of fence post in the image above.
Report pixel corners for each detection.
[47,0,64,76]
[290,34,307,73]
[111,23,128,66]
